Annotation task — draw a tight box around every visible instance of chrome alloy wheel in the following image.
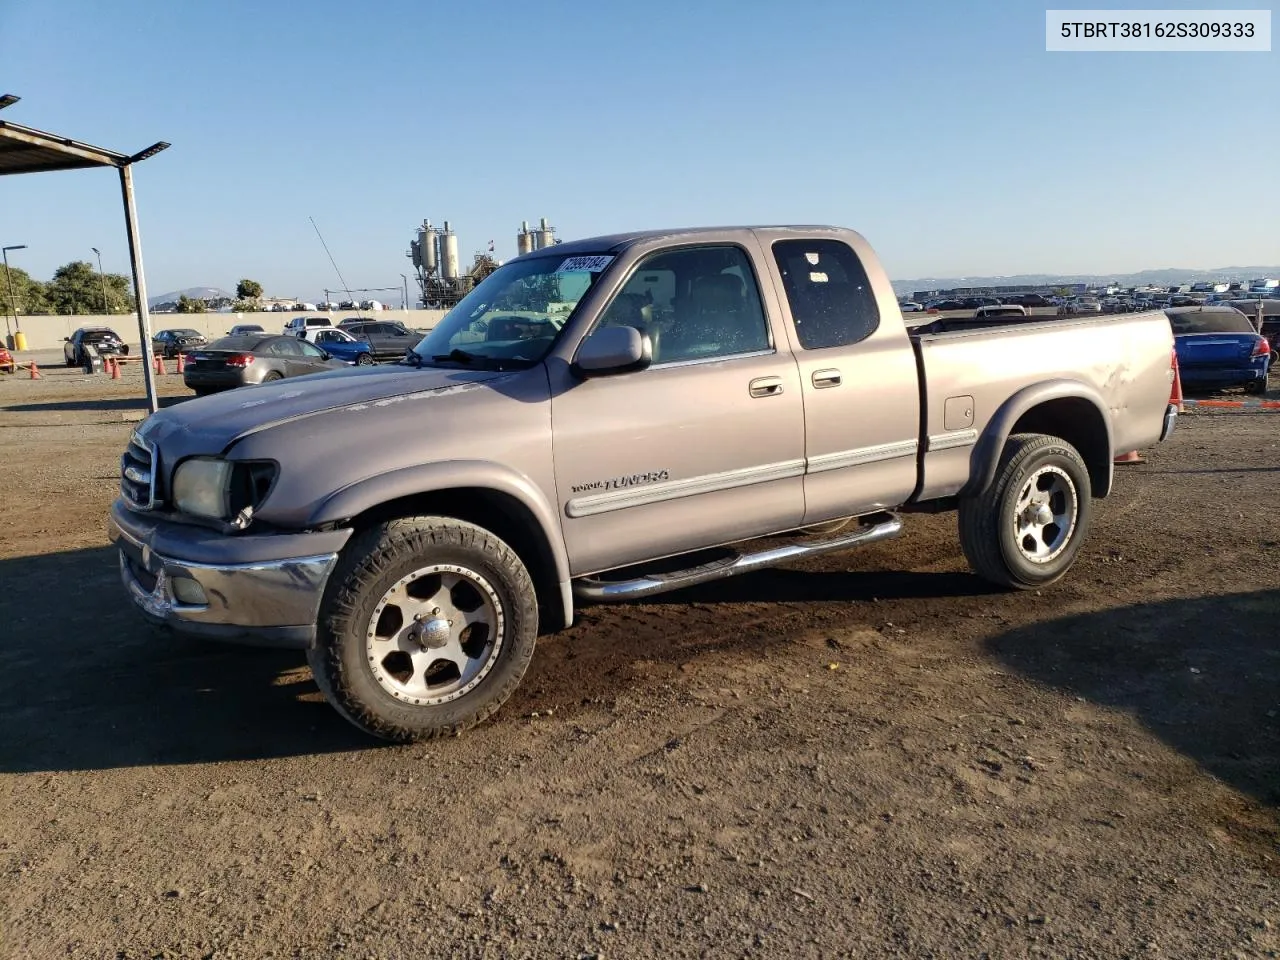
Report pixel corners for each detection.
[366,564,505,705]
[1011,465,1079,564]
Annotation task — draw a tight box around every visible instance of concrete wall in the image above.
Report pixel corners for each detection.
[6,309,450,352]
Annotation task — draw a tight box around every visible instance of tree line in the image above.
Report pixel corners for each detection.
[1,261,136,316]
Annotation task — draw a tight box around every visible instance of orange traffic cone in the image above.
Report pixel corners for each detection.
[28,360,40,380]
[155,353,167,375]
[1114,450,1144,465]
[175,352,186,374]
[110,356,121,379]
[1171,359,1184,413]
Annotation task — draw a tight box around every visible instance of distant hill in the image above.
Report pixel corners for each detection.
[148,286,235,307]
[894,267,1280,296]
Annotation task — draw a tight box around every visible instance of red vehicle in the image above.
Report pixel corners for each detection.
[0,344,15,374]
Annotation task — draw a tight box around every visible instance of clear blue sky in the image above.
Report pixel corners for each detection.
[2,0,1276,300]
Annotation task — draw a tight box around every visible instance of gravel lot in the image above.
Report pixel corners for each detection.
[1,363,1277,960]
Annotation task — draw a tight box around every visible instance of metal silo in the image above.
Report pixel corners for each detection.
[420,220,438,273]
[534,216,555,250]
[516,220,535,256]
[440,221,460,280]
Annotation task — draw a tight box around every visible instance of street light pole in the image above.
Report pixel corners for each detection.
[400,273,409,310]
[91,246,109,314]
[2,244,27,346]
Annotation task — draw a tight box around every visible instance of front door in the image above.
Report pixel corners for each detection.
[551,243,806,576]
[762,235,921,523]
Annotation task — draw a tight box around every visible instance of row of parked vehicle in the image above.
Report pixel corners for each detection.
[181,316,427,395]
[55,315,427,395]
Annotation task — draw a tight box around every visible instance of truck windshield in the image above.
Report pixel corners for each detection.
[412,253,614,368]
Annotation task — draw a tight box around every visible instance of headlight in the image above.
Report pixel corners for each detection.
[172,457,233,519]
[171,457,280,522]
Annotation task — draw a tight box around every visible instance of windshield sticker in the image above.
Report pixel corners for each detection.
[556,255,615,274]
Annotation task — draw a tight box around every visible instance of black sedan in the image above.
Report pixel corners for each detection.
[64,327,129,366]
[152,327,209,358]
[183,334,347,396]
[336,319,421,360]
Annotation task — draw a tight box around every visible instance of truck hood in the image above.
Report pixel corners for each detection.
[136,364,508,459]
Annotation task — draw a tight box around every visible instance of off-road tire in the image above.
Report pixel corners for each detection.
[308,516,538,742]
[957,433,1092,590]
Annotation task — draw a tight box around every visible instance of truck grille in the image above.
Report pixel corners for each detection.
[120,436,158,510]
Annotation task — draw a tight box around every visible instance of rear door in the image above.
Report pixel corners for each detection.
[757,233,920,524]
[550,241,806,575]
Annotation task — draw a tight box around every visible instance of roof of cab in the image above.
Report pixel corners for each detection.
[514,225,846,259]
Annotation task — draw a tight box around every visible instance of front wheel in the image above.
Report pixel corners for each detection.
[309,516,539,742]
[958,433,1092,590]
[355,352,374,366]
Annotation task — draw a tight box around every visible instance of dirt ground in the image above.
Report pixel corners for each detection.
[1,364,1277,960]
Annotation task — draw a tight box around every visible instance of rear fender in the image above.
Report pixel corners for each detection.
[963,380,1114,499]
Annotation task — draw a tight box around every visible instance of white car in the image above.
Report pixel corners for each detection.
[898,301,925,312]
[283,315,334,337]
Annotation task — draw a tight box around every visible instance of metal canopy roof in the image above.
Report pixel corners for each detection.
[0,93,170,412]
[0,118,133,174]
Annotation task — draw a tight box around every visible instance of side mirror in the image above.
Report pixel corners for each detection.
[64,336,71,342]
[572,325,652,378]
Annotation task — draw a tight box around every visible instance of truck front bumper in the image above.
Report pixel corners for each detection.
[108,499,352,648]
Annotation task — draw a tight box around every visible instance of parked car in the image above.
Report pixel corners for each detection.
[283,316,333,337]
[109,224,1179,742]
[182,333,347,395]
[0,343,14,374]
[335,319,421,360]
[152,328,209,359]
[1165,306,1271,394]
[898,300,925,312]
[227,324,265,336]
[64,327,128,366]
[307,327,376,366]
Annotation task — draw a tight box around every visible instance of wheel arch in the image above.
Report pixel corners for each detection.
[965,381,1114,500]
[310,462,572,632]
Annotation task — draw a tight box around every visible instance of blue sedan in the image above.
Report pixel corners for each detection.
[1166,307,1271,394]
[309,328,376,366]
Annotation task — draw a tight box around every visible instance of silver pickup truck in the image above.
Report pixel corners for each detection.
[108,226,1178,741]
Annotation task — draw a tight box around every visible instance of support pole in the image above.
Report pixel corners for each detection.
[119,164,158,414]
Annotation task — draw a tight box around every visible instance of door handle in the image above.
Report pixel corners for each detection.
[812,368,842,388]
[749,376,784,398]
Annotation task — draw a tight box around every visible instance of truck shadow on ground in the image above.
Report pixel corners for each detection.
[0,546,370,773]
[0,396,190,414]
[985,589,1280,808]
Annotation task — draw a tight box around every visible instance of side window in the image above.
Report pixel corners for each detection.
[772,239,880,350]
[297,340,326,358]
[597,245,771,365]
[270,338,302,356]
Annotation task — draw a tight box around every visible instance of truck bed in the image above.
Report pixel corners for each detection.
[908,310,1175,503]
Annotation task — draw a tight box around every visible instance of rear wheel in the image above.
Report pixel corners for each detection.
[1244,379,1267,395]
[309,516,538,742]
[263,371,283,382]
[958,433,1092,590]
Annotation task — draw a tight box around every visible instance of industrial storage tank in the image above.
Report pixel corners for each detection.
[516,220,535,256]
[534,216,555,250]
[440,221,460,280]
[420,220,438,273]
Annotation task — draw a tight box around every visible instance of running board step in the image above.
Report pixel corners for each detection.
[573,512,904,602]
